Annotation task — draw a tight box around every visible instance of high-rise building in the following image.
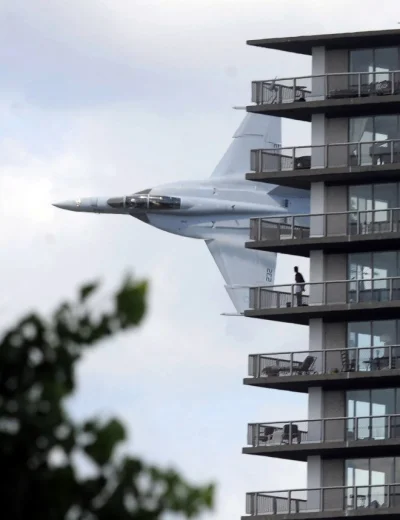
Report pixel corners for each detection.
[243,29,400,519]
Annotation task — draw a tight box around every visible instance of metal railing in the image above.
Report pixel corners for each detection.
[250,138,400,173]
[251,70,400,105]
[247,413,400,447]
[248,276,400,310]
[247,345,400,378]
[249,207,400,242]
[246,483,400,515]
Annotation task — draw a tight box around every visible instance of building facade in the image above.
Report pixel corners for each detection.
[243,29,400,519]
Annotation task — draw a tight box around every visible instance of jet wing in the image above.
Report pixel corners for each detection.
[205,221,277,314]
[210,113,281,179]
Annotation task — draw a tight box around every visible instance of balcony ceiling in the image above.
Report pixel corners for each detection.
[247,29,400,55]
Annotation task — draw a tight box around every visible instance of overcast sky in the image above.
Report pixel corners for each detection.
[0,1,399,518]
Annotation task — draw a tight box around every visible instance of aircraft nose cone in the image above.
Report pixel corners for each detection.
[52,199,81,211]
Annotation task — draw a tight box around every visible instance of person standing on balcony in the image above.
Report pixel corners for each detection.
[294,266,306,306]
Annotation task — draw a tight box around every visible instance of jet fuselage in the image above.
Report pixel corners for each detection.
[53,177,308,240]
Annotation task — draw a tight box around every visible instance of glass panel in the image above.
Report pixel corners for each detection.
[349,253,372,302]
[370,458,393,507]
[348,321,371,370]
[346,459,370,509]
[375,116,398,141]
[371,117,399,166]
[374,183,397,223]
[126,195,148,209]
[349,118,374,165]
[347,390,370,439]
[350,49,374,85]
[372,321,396,367]
[373,252,397,297]
[148,196,181,210]
[348,185,373,229]
[371,389,395,439]
[374,47,399,78]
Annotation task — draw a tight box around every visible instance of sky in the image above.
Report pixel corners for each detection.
[0,1,399,518]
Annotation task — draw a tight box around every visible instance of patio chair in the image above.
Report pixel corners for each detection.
[259,426,275,443]
[292,355,316,375]
[281,424,301,444]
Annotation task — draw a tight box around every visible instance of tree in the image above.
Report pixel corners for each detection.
[0,276,214,519]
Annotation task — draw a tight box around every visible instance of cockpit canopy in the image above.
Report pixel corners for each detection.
[107,193,181,211]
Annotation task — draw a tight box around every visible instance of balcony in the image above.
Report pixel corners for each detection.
[245,414,400,461]
[246,139,400,189]
[244,484,400,519]
[248,71,400,121]
[245,346,400,392]
[245,277,400,324]
[247,208,400,257]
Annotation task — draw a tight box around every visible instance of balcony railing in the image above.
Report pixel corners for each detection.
[250,139,400,173]
[246,483,400,515]
[249,208,400,242]
[251,70,400,105]
[248,276,400,310]
[247,413,400,448]
[247,345,400,378]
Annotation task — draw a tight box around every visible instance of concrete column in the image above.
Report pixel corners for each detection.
[311,46,326,101]
[311,115,326,169]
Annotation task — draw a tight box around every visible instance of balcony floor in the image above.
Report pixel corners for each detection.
[243,438,400,462]
[244,301,400,325]
[246,163,400,190]
[246,232,400,258]
[246,94,400,122]
[243,368,400,393]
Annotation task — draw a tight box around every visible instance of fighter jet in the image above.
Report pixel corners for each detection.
[53,113,310,313]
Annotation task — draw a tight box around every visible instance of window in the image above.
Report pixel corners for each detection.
[349,115,400,166]
[148,196,181,210]
[350,47,400,81]
[347,389,397,440]
[345,457,399,508]
[349,251,398,278]
[348,251,400,301]
[347,320,400,372]
[349,115,400,143]
[348,183,400,227]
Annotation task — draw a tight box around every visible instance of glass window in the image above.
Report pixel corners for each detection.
[148,196,181,210]
[350,49,374,74]
[349,185,373,212]
[346,389,395,440]
[375,116,399,141]
[348,251,400,294]
[349,117,374,143]
[345,457,400,508]
[350,47,400,75]
[349,115,400,167]
[347,320,400,372]
[375,47,400,76]
[348,183,400,227]
[349,252,373,288]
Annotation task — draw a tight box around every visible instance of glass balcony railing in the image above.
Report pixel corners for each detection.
[247,277,400,310]
[250,139,400,173]
[247,413,400,448]
[246,484,400,516]
[251,70,400,105]
[249,208,400,242]
[247,346,400,379]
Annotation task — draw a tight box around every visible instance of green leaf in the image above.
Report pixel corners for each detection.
[79,282,99,302]
[84,419,126,467]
